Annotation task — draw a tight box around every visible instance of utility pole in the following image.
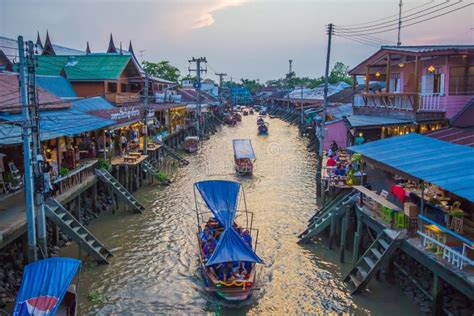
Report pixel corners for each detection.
[143,71,149,155]
[188,57,207,138]
[316,23,333,202]
[397,0,403,46]
[300,84,304,130]
[215,72,227,108]
[27,40,48,257]
[18,36,37,262]
[287,59,293,110]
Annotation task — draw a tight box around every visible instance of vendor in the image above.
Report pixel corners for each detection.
[335,163,346,176]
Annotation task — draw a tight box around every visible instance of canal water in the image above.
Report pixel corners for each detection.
[72,115,420,315]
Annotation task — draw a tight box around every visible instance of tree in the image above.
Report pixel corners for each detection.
[142,60,180,83]
[240,79,263,94]
[329,62,352,85]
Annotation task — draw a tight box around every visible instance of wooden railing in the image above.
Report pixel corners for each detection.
[354,92,446,113]
[53,160,97,196]
[354,92,418,111]
[418,93,444,112]
[417,215,473,271]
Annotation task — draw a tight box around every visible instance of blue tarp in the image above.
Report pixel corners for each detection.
[232,139,256,160]
[0,104,115,145]
[13,258,80,316]
[36,75,77,99]
[195,180,241,227]
[348,133,474,202]
[206,227,263,266]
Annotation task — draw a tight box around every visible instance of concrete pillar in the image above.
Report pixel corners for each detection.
[353,213,363,263]
[340,206,349,263]
[432,274,444,316]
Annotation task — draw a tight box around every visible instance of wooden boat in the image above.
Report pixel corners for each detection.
[242,109,249,116]
[233,112,242,122]
[233,139,256,176]
[257,123,268,135]
[184,136,199,153]
[249,108,254,115]
[13,258,81,315]
[223,114,236,125]
[194,180,262,302]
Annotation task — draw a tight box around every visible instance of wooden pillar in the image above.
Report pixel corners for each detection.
[386,54,392,93]
[432,274,444,316]
[353,212,363,263]
[340,206,349,263]
[414,55,420,111]
[91,182,97,213]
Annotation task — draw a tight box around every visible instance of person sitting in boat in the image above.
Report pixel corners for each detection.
[203,238,217,259]
[241,229,252,248]
[208,263,223,279]
[199,226,213,247]
[218,262,234,282]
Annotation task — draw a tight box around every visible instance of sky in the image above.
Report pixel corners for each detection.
[1,0,473,83]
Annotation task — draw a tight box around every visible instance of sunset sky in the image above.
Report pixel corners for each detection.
[1,0,473,82]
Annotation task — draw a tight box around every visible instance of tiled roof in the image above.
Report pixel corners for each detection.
[381,45,474,53]
[36,55,132,80]
[0,73,70,113]
[425,127,474,147]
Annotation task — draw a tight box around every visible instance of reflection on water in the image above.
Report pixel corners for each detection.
[73,116,421,315]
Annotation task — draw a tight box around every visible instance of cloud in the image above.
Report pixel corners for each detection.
[192,0,249,29]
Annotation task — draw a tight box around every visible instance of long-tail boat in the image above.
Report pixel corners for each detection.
[232,139,256,176]
[194,180,262,301]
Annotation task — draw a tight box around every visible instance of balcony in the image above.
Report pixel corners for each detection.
[105,92,142,105]
[353,92,446,120]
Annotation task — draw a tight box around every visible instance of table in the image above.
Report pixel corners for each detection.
[353,185,402,212]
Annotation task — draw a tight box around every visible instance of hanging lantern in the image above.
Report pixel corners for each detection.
[398,63,405,68]
[375,71,381,77]
[428,65,436,73]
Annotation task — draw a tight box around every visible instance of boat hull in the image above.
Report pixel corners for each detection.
[200,264,255,301]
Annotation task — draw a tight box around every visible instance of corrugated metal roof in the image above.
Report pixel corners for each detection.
[72,97,115,112]
[0,73,71,113]
[426,127,474,147]
[381,45,474,53]
[36,55,131,80]
[0,36,85,64]
[0,107,114,145]
[36,75,77,98]
[451,98,474,128]
[346,115,411,127]
[348,133,474,202]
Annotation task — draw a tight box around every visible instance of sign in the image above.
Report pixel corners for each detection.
[88,106,144,125]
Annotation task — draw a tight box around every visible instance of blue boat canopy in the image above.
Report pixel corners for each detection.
[195,180,240,227]
[206,227,263,266]
[233,139,256,160]
[13,258,80,316]
[348,133,474,202]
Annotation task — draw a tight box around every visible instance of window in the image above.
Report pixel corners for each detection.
[107,82,117,93]
[121,83,127,92]
[389,73,400,93]
[449,66,474,95]
[421,67,444,96]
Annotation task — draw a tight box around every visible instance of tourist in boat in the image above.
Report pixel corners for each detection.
[203,238,217,259]
[218,262,235,282]
[200,226,213,246]
[330,140,339,153]
[241,229,252,248]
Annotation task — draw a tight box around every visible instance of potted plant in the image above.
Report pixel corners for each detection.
[350,153,366,185]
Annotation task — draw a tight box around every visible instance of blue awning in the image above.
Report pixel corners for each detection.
[233,139,256,160]
[206,227,262,266]
[346,115,412,128]
[195,180,241,227]
[348,133,474,202]
[0,104,114,145]
[13,258,80,316]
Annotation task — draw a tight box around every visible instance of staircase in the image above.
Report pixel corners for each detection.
[344,229,405,294]
[95,168,145,213]
[142,159,159,176]
[298,190,357,243]
[45,198,112,264]
[161,143,190,166]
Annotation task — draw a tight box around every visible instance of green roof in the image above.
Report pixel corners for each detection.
[36,55,132,80]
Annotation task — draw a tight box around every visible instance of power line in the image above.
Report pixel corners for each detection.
[339,0,435,27]
[334,1,472,37]
[338,0,453,30]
